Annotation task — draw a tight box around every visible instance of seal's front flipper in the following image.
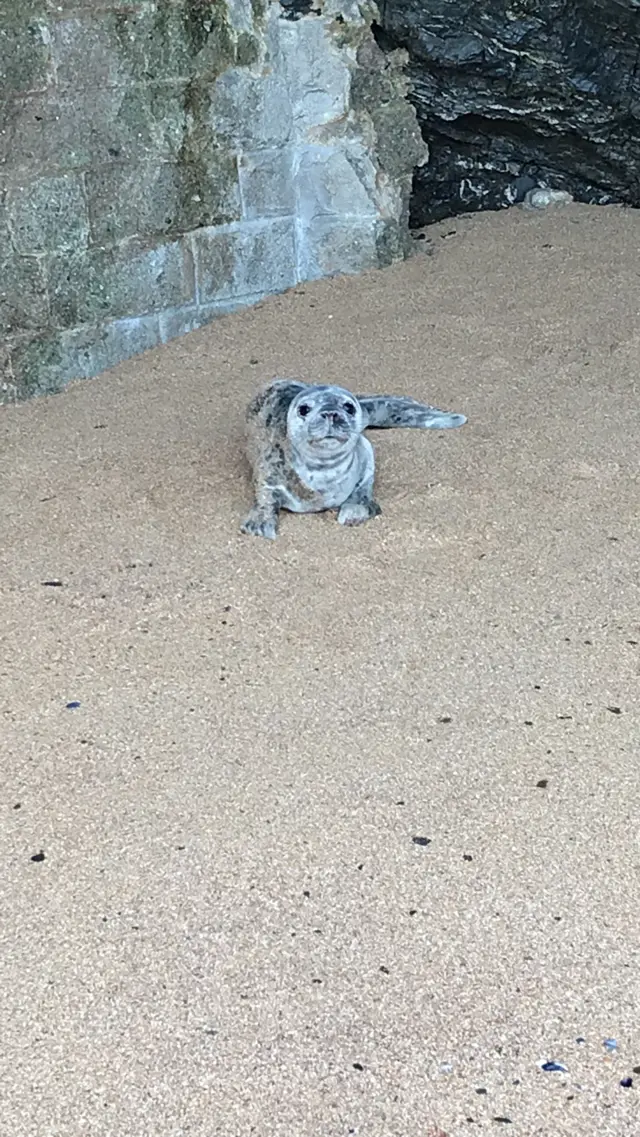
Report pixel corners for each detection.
[357,395,466,430]
[337,477,381,528]
[338,499,381,526]
[241,502,279,540]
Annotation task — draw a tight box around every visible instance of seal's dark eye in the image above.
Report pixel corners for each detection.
[344,402,356,415]
[298,404,310,417]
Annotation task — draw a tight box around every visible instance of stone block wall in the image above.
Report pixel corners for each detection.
[0,0,425,400]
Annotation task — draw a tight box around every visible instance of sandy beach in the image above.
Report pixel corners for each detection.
[2,203,639,1136]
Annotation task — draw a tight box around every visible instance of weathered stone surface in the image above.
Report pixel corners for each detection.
[157,304,204,343]
[7,314,161,398]
[86,157,240,245]
[158,293,264,342]
[48,239,194,327]
[227,0,257,34]
[86,162,180,245]
[2,83,186,177]
[350,35,427,186]
[50,5,238,91]
[0,193,49,336]
[239,148,294,219]
[50,17,129,90]
[0,19,53,95]
[212,66,292,150]
[377,0,640,224]
[193,218,296,303]
[0,252,48,335]
[297,215,379,279]
[7,174,89,253]
[374,217,408,267]
[42,0,147,10]
[2,2,424,399]
[177,78,242,234]
[110,82,188,163]
[294,143,379,222]
[3,0,48,17]
[278,15,349,135]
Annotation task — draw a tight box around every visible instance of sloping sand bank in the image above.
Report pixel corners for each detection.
[2,205,639,1136]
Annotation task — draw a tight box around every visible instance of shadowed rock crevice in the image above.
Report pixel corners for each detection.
[278,0,318,19]
[375,0,640,226]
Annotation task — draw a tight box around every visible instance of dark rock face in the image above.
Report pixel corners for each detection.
[278,0,318,18]
[375,0,640,226]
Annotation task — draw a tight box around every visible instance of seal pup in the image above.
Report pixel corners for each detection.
[241,379,466,539]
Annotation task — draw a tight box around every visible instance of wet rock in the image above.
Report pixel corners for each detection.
[376,0,640,225]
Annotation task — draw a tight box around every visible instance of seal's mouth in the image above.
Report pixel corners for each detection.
[310,417,353,445]
[310,433,350,448]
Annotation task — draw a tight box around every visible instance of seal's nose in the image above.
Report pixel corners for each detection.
[321,410,342,423]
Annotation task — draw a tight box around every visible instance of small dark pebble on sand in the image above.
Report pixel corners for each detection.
[493,1118,512,1124]
[42,580,63,587]
[463,854,473,861]
[31,851,45,862]
[607,706,622,714]
[352,1063,364,1071]
[412,836,431,846]
[536,779,548,788]
[475,1088,487,1095]
[620,1078,633,1088]
[541,1061,567,1072]
[66,701,81,709]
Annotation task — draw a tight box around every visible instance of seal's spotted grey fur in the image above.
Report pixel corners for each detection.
[241,379,466,539]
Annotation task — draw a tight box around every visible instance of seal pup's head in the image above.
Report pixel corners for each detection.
[287,384,364,462]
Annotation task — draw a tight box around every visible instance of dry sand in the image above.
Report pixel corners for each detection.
[1,204,640,1137]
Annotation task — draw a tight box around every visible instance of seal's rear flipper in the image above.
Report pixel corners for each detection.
[357,395,466,430]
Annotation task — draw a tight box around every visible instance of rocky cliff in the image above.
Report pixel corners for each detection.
[376,0,640,225]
